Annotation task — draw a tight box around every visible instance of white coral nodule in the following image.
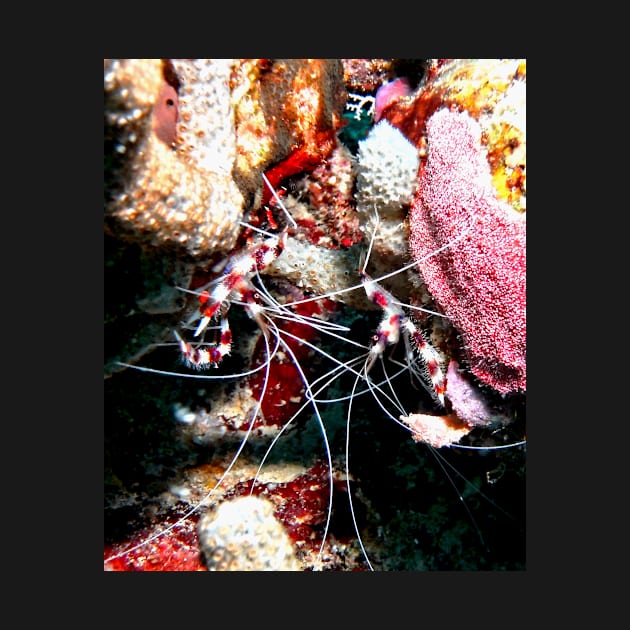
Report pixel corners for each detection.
[356,119,419,212]
[198,496,300,571]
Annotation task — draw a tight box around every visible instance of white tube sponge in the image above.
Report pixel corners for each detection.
[354,120,420,293]
[355,119,419,217]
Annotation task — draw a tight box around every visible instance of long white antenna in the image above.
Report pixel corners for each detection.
[262,173,298,229]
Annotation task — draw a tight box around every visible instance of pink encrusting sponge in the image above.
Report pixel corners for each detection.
[408,108,526,394]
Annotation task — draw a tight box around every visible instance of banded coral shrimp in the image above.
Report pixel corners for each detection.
[104,180,526,571]
[249,216,526,570]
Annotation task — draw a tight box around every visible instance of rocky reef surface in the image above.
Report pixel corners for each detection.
[105,59,526,571]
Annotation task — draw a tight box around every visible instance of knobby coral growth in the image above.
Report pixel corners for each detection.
[104,59,245,259]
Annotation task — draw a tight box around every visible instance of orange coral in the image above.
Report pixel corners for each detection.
[230,59,347,205]
[104,59,244,259]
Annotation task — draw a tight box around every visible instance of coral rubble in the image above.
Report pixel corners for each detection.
[401,412,472,449]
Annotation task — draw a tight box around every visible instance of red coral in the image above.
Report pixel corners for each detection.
[231,460,360,567]
[408,108,526,394]
[248,294,338,427]
[304,145,363,248]
[261,134,336,207]
[104,514,206,571]
[244,461,331,544]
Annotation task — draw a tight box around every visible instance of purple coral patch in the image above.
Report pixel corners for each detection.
[409,108,526,394]
[446,360,494,427]
[374,77,412,122]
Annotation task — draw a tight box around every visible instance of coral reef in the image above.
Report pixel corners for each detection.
[408,107,526,394]
[231,460,363,570]
[105,59,526,572]
[266,237,369,309]
[105,59,349,372]
[104,58,348,261]
[301,144,363,249]
[401,359,516,448]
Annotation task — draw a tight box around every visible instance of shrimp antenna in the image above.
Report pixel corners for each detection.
[262,173,298,229]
